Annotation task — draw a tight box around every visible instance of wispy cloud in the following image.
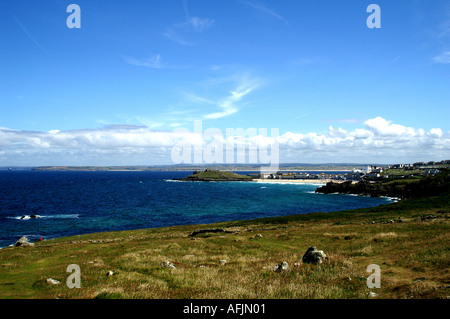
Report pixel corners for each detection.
[437,5,450,38]
[185,16,215,32]
[164,0,215,45]
[183,93,216,105]
[239,1,288,25]
[186,74,261,120]
[433,51,450,64]
[11,13,47,55]
[123,54,164,68]
[204,85,256,119]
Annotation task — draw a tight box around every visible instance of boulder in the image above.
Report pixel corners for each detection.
[368,291,378,298]
[161,260,176,269]
[272,261,290,272]
[46,278,61,285]
[302,246,327,264]
[189,228,233,237]
[15,236,35,247]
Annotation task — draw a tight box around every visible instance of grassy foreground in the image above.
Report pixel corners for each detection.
[0,194,449,299]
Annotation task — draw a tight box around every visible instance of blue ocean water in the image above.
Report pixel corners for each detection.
[0,171,392,248]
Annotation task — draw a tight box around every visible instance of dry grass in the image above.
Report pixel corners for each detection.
[0,198,449,299]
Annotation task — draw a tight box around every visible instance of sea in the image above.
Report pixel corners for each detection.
[0,170,394,248]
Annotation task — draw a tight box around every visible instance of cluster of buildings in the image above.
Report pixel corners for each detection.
[388,160,450,169]
[250,172,344,180]
[249,160,448,182]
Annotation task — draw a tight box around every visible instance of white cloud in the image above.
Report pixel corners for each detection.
[184,74,261,120]
[363,116,418,136]
[0,117,449,165]
[276,117,450,162]
[203,86,255,119]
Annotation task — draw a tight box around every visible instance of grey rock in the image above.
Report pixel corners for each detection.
[161,260,176,269]
[189,228,233,237]
[368,291,378,298]
[272,261,290,272]
[302,246,327,264]
[46,278,61,285]
[15,236,35,247]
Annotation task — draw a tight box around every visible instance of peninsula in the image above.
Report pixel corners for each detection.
[175,169,254,182]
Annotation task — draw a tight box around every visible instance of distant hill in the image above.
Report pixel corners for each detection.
[31,163,366,171]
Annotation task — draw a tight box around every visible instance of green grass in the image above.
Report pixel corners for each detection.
[0,194,449,299]
[381,169,425,177]
[185,169,253,181]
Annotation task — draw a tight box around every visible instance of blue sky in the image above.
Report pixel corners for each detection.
[0,0,449,165]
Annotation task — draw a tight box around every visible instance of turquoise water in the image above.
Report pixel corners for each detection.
[0,171,393,247]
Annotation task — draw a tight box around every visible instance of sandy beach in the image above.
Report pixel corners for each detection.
[252,178,334,184]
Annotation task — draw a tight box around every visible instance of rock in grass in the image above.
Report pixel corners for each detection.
[106,271,114,276]
[46,278,61,285]
[302,246,327,264]
[161,260,176,269]
[272,261,290,272]
[14,236,35,247]
[219,260,227,265]
[368,291,378,298]
[189,228,234,237]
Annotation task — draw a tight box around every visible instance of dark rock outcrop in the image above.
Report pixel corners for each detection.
[302,246,327,264]
[315,169,450,199]
[189,228,234,237]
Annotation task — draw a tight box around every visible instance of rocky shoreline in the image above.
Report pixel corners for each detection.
[315,169,449,199]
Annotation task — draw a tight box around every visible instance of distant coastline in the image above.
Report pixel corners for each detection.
[29,164,361,172]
